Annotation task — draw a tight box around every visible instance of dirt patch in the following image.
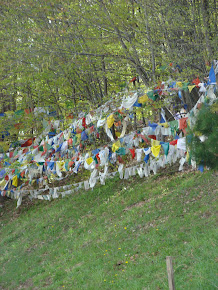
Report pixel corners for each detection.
[124,200,146,211]
[0,195,37,223]
[17,278,35,289]
[72,262,84,269]
[200,211,212,219]
[124,190,171,212]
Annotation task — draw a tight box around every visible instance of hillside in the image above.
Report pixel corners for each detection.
[0,169,217,289]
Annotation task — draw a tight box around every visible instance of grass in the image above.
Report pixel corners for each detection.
[0,169,217,289]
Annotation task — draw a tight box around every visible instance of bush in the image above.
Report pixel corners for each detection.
[187,101,218,169]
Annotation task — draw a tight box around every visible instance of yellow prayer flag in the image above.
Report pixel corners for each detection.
[57,161,66,171]
[159,122,169,128]
[188,85,196,93]
[61,161,66,170]
[12,175,18,187]
[176,82,183,88]
[115,131,121,137]
[112,140,121,152]
[138,94,148,104]
[86,157,93,165]
[107,114,115,129]
[5,111,14,116]
[151,145,161,157]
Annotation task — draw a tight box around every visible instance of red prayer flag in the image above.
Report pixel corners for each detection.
[192,77,200,88]
[68,161,74,167]
[148,135,156,140]
[170,140,178,145]
[179,117,188,130]
[129,148,135,159]
[179,117,188,134]
[82,117,87,128]
[20,171,25,178]
[96,153,100,162]
[21,138,34,147]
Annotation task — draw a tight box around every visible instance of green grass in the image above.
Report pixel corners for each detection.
[0,170,217,289]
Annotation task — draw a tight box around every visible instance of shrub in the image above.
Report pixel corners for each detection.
[187,100,218,169]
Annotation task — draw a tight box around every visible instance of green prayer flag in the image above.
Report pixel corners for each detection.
[15,109,24,116]
[147,91,154,99]
[182,82,189,91]
[117,147,126,155]
[94,155,98,164]
[39,145,44,152]
[147,91,159,101]
[169,120,178,135]
[73,135,77,146]
[65,161,69,171]
[161,142,169,156]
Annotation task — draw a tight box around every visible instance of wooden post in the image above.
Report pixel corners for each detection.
[166,256,175,290]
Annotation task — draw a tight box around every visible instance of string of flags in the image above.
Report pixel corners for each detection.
[0,64,217,207]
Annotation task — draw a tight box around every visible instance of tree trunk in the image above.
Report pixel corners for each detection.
[201,0,213,59]
[141,1,156,83]
[102,56,108,96]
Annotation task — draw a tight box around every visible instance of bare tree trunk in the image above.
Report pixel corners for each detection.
[102,56,108,96]
[201,0,213,59]
[134,112,137,130]
[142,1,155,83]
[141,110,146,126]
[99,1,149,86]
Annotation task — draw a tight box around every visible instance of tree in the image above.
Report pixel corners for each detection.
[0,0,217,141]
[187,100,218,169]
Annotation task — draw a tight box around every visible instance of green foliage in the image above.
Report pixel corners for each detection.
[187,101,218,169]
[0,0,217,108]
[0,0,217,144]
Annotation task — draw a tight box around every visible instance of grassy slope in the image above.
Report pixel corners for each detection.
[0,170,217,290]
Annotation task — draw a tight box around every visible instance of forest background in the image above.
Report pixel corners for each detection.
[0,0,217,145]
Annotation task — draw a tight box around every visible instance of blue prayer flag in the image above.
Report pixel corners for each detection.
[208,64,216,85]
